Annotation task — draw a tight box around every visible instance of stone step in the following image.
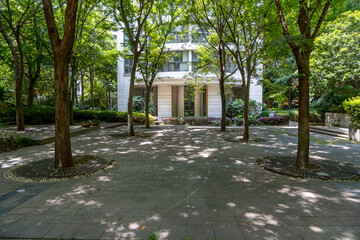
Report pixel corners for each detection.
[310,126,349,136]
[309,127,348,139]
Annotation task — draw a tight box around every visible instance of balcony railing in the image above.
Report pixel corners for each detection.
[161,62,189,72]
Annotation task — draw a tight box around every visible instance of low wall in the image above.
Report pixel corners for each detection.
[349,128,360,142]
[325,112,350,127]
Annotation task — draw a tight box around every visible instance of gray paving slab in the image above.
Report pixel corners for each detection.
[0,125,360,239]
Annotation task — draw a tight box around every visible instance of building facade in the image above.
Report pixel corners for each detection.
[116,29,263,120]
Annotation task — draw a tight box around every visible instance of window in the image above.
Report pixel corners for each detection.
[192,52,200,71]
[192,27,207,43]
[161,51,189,72]
[226,57,237,73]
[124,57,133,74]
[168,26,189,43]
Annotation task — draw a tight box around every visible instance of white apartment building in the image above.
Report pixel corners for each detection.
[116,28,262,120]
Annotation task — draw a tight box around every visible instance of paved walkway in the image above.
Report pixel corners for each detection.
[0,125,359,240]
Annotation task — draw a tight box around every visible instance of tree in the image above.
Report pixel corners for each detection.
[191,0,238,132]
[109,0,154,136]
[310,10,360,111]
[263,56,298,109]
[274,0,331,169]
[23,15,51,108]
[68,0,116,122]
[42,0,78,168]
[0,0,41,130]
[137,1,182,128]
[223,0,273,141]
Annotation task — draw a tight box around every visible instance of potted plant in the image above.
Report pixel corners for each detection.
[91,120,100,126]
[81,121,91,128]
[343,97,360,142]
[268,108,277,117]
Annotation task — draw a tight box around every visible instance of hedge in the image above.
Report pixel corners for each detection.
[254,116,290,126]
[343,97,360,129]
[288,109,323,122]
[162,117,232,126]
[0,105,152,125]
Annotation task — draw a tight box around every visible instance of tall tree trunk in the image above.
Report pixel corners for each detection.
[243,88,250,141]
[90,66,94,110]
[69,63,76,125]
[42,0,78,168]
[145,85,151,128]
[15,55,25,131]
[243,73,251,141]
[294,50,311,169]
[0,21,25,131]
[288,77,292,110]
[74,78,78,104]
[128,56,137,136]
[53,56,73,168]
[28,77,36,108]
[219,80,226,132]
[81,71,85,108]
[16,34,25,131]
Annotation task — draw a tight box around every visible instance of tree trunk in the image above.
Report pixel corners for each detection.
[81,71,85,108]
[288,77,292,110]
[27,77,36,108]
[74,78,78,104]
[69,64,76,125]
[53,56,73,168]
[145,85,151,128]
[127,56,137,136]
[42,0,78,168]
[0,21,25,131]
[219,80,226,132]
[14,59,25,131]
[90,66,94,110]
[294,50,311,169]
[243,88,250,141]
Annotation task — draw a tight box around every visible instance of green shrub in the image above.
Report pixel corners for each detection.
[226,99,244,118]
[226,99,264,118]
[74,110,151,124]
[0,106,151,125]
[133,112,153,125]
[0,105,55,125]
[343,97,360,129]
[254,116,290,126]
[0,130,35,153]
[23,105,55,124]
[73,110,121,122]
[163,117,231,126]
[288,109,323,122]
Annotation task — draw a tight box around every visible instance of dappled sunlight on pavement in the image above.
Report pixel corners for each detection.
[0,126,360,239]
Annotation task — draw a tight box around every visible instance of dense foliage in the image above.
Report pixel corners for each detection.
[343,96,360,129]
[0,106,152,125]
[310,11,360,113]
[254,116,290,126]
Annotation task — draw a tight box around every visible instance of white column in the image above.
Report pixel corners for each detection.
[194,89,201,116]
[207,85,221,117]
[177,85,184,117]
[117,30,130,112]
[188,50,192,73]
[249,64,263,103]
[157,85,172,121]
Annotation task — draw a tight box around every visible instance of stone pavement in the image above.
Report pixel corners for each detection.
[0,125,359,240]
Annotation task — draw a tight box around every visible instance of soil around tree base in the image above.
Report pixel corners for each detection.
[4,155,113,183]
[257,156,360,181]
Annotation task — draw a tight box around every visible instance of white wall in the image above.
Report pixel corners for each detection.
[207,85,222,118]
[250,79,263,103]
[157,85,172,120]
